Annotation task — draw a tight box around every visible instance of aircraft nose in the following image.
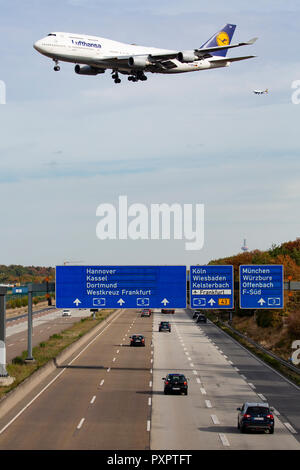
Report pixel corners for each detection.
[33,39,43,52]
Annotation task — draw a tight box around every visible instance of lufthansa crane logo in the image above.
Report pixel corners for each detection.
[216,31,230,47]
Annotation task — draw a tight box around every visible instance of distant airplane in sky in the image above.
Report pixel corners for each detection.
[253,88,268,95]
[34,24,257,84]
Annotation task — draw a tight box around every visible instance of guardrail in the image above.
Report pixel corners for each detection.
[217,319,300,375]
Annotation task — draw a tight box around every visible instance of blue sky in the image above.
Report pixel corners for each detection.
[0,0,299,267]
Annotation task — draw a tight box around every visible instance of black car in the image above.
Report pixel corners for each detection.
[159,321,171,332]
[161,309,175,314]
[192,309,202,319]
[237,402,274,434]
[196,314,207,323]
[162,373,188,395]
[130,334,145,347]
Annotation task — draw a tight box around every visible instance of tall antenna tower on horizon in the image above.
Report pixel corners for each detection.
[241,238,249,252]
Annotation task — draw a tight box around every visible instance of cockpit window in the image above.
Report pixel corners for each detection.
[48,33,57,37]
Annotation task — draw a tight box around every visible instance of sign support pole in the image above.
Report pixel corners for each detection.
[26,284,35,362]
[0,287,8,377]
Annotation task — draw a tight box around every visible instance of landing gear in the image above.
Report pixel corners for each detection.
[53,59,60,72]
[128,72,147,82]
[112,71,121,84]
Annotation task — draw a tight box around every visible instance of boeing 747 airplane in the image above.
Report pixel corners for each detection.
[34,24,257,84]
[253,89,268,95]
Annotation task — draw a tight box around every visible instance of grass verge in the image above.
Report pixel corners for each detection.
[0,310,115,400]
[210,317,300,387]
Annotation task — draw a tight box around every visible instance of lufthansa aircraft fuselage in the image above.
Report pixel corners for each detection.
[34,24,257,83]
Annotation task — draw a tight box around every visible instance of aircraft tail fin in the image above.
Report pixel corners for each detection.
[200,24,236,57]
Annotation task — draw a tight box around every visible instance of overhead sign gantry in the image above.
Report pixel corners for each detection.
[56,265,187,309]
[190,265,234,309]
[239,265,284,309]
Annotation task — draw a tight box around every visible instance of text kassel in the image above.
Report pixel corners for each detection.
[96,196,204,251]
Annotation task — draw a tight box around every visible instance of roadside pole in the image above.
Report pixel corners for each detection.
[0,287,8,376]
[0,286,14,385]
[26,284,35,362]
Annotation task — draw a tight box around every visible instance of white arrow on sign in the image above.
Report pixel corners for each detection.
[73,298,81,307]
[161,298,169,306]
[117,299,125,306]
[258,298,266,306]
[208,299,216,306]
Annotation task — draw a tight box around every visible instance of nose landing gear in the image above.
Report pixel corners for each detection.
[53,59,60,72]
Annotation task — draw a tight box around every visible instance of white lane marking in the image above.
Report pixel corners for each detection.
[241,374,247,380]
[193,370,198,375]
[190,363,194,367]
[284,422,297,434]
[90,396,96,404]
[117,350,120,354]
[205,400,212,408]
[219,350,223,354]
[100,379,105,387]
[150,369,153,374]
[8,344,14,347]
[219,433,230,447]
[228,361,233,365]
[148,398,152,406]
[200,388,206,395]
[257,393,267,401]
[0,309,125,437]
[196,378,201,384]
[151,351,153,355]
[123,338,125,341]
[223,355,228,359]
[234,367,239,371]
[107,368,110,372]
[273,408,280,416]
[248,382,256,389]
[147,420,151,432]
[149,381,152,387]
[77,418,85,430]
[112,357,116,362]
[151,358,153,363]
[211,415,220,424]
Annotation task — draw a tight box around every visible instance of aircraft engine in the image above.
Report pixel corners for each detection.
[128,56,151,69]
[75,65,105,75]
[177,51,198,63]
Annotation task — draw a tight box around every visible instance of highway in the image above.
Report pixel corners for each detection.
[5,308,93,363]
[0,308,299,450]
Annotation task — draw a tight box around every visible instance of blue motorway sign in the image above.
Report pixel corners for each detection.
[56,265,187,309]
[12,286,28,295]
[239,265,284,309]
[190,265,234,309]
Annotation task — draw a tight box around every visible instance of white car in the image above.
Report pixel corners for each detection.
[62,309,71,317]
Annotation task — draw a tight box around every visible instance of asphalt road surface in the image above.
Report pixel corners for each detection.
[5,308,93,362]
[0,308,299,450]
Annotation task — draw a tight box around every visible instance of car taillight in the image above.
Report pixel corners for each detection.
[142,339,144,342]
[243,414,251,418]
[267,414,274,419]
[165,381,169,385]
[183,381,187,385]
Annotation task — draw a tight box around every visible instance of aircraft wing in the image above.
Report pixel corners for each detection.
[195,37,258,57]
[209,55,256,65]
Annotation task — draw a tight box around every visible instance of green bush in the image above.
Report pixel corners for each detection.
[12,356,25,365]
[255,310,282,328]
